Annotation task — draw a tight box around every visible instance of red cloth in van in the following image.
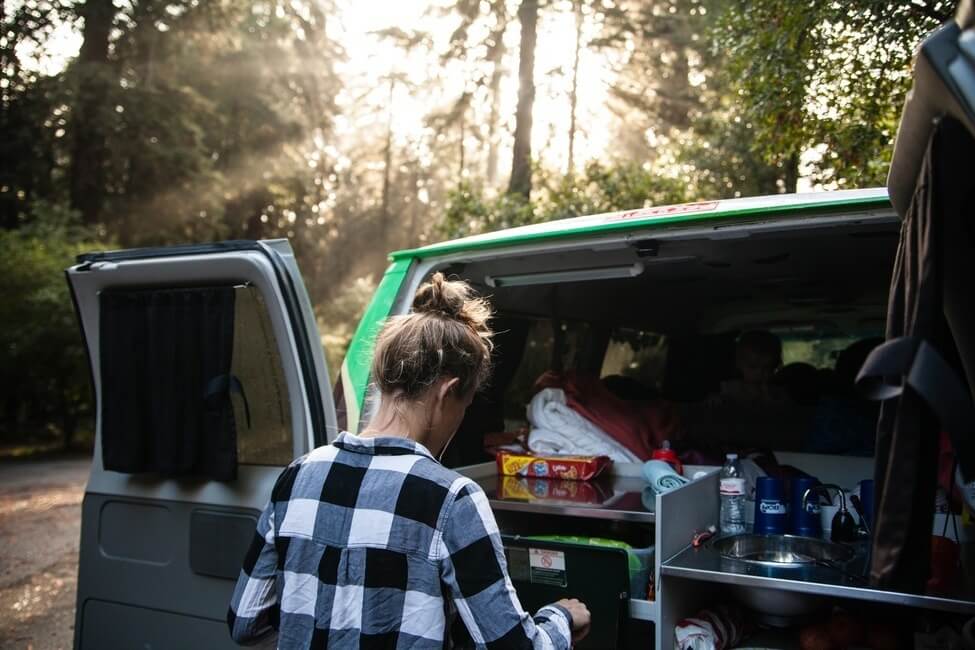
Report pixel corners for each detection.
[937,430,963,511]
[532,371,679,461]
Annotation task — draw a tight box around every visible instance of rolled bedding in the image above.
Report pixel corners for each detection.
[527,388,641,464]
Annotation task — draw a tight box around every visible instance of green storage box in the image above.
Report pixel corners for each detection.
[524,535,655,600]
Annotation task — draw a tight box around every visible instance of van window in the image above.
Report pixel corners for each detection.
[232,286,294,466]
[98,284,294,480]
[501,319,594,422]
[600,328,668,393]
[100,285,239,479]
[778,331,874,369]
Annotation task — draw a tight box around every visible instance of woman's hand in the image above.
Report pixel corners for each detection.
[555,598,591,643]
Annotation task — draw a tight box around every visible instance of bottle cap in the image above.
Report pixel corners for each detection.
[726,453,738,460]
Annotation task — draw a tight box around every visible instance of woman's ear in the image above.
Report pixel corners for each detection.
[437,376,461,403]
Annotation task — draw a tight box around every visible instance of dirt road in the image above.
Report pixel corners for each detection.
[0,456,90,650]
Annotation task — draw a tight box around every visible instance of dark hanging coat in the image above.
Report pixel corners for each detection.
[857,116,975,591]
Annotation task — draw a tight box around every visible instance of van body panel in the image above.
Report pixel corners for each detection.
[67,240,334,649]
[80,599,235,649]
[339,257,414,431]
[388,188,891,262]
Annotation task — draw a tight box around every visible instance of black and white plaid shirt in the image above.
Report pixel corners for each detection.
[228,432,572,649]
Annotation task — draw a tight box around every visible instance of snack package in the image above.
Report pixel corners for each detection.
[495,451,612,481]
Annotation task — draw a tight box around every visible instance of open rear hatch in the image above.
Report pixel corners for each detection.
[66,239,337,649]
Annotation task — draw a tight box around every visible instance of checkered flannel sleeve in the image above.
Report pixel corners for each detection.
[227,489,284,644]
[440,481,572,649]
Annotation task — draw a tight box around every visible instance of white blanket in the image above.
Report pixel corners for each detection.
[527,388,640,463]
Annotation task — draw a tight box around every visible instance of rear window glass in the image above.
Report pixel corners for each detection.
[600,328,668,392]
[777,330,882,369]
[502,319,594,421]
[232,286,293,466]
[99,284,294,480]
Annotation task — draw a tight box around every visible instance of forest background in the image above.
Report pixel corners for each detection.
[0,0,958,452]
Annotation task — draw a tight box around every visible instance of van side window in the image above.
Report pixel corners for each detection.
[98,284,294,480]
[501,319,594,422]
[232,286,293,466]
[778,332,860,368]
[600,328,669,394]
[100,285,239,480]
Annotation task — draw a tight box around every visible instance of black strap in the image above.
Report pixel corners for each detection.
[856,335,975,481]
[205,374,251,429]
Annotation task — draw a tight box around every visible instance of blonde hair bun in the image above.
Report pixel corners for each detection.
[371,272,494,400]
[412,272,492,335]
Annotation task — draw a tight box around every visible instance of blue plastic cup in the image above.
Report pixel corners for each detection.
[859,479,875,529]
[754,476,788,534]
[790,477,822,537]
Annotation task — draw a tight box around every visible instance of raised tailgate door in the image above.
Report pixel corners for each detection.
[66,239,336,649]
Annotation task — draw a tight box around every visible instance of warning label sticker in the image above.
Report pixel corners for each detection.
[605,201,719,222]
[529,548,567,587]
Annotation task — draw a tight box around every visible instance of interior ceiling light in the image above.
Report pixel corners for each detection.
[485,262,645,288]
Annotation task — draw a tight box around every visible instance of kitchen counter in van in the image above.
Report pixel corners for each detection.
[471,471,656,524]
[663,538,975,615]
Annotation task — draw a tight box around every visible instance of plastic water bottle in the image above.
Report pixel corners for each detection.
[719,453,747,535]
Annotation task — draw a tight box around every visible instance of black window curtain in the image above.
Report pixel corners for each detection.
[100,286,238,481]
[857,117,975,592]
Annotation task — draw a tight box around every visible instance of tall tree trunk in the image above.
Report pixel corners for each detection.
[380,77,395,251]
[566,0,583,177]
[484,5,507,186]
[784,151,800,193]
[459,110,466,178]
[485,58,504,185]
[120,3,161,245]
[507,0,538,198]
[408,166,421,245]
[69,0,114,227]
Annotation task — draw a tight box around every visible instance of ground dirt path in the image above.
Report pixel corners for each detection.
[0,456,90,650]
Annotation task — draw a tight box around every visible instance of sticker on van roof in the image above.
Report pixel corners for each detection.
[606,201,719,221]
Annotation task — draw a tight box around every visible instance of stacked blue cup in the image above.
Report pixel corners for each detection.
[754,477,788,534]
[790,477,822,538]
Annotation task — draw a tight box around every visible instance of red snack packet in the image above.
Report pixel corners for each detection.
[495,451,612,481]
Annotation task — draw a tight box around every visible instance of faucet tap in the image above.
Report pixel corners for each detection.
[848,493,871,537]
[802,484,857,543]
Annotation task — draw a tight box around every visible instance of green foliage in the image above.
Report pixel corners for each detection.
[319,275,380,375]
[0,202,111,446]
[540,161,688,219]
[439,162,687,238]
[714,0,955,188]
[676,112,786,198]
[600,0,795,197]
[441,180,535,238]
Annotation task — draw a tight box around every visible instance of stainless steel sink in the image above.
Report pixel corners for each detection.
[710,534,860,627]
[712,534,855,567]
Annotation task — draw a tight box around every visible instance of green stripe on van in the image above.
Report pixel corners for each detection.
[388,190,891,262]
[341,258,412,431]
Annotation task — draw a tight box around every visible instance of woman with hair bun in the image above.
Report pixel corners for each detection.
[229,273,590,649]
